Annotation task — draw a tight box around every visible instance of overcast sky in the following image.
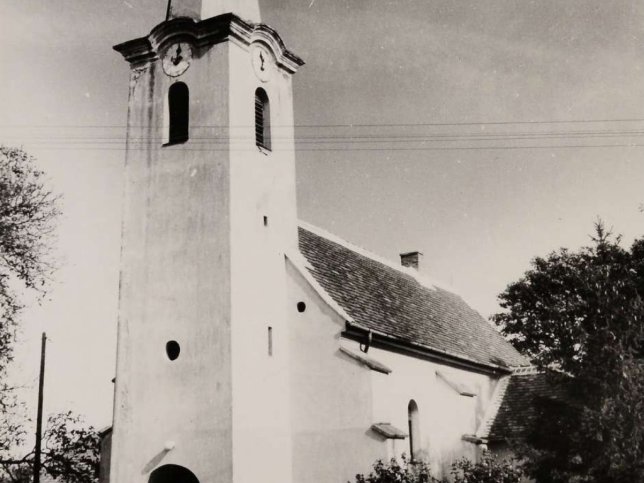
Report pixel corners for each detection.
[1,0,643,429]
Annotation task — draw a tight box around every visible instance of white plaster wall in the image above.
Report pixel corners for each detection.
[345,340,498,480]
[113,28,301,483]
[202,0,260,22]
[285,255,503,483]
[111,39,234,483]
[287,263,385,483]
[228,38,298,483]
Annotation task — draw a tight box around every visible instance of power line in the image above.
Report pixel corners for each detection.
[25,143,644,152]
[12,132,644,143]
[5,129,644,139]
[5,119,644,153]
[5,128,644,143]
[3,117,644,129]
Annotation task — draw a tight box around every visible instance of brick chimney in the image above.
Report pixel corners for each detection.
[400,251,423,271]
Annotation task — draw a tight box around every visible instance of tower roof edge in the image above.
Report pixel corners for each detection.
[113,14,304,73]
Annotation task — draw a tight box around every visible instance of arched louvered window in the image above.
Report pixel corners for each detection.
[167,82,189,145]
[255,88,271,151]
[408,399,421,461]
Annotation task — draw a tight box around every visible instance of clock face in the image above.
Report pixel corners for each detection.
[162,42,192,77]
[251,44,272,82]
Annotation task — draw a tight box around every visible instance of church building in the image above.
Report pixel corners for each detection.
[102,1,534,482]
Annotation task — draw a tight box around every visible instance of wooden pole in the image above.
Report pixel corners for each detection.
[33,332,46,483]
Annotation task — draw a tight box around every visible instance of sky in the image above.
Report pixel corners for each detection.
[1,0,643,430]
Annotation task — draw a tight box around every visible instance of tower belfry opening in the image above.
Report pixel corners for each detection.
[167,82,189,145]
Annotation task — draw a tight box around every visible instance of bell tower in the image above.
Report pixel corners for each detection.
[110,2,304,483]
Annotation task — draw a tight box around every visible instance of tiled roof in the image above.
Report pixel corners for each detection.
[476,375,511,440]
[297,224,527,369]
[487,372,551,441]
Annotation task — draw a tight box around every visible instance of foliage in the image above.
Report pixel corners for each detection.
[41,412,101,483]
[450,452,523,483]
[0,146,60,478]
[0,411,100,483]
[493,222,644,482]
[0,147,82,483]
[0,146,59,373]
[352,454,437,483]
[352,453,523,483]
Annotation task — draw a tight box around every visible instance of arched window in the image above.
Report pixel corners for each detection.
[255,88,271,151]
[149,464,199,483]
[167,82,189,145]
[408,400,421,461]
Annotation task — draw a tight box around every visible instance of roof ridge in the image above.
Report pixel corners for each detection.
[297,220,467,294]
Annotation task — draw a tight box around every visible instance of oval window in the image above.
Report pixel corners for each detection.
[166,341,181,361]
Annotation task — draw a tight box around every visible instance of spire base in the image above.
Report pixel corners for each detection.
[166,0,260,23]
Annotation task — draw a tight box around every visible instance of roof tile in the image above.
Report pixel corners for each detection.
[298,225,527,368]
[488,373,551,441]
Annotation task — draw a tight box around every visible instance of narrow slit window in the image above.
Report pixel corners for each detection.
[267,326,273,356]
[408,400,421,461]
[167,82,189,145]
[255,88,271,151]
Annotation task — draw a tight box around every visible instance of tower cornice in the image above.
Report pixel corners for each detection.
[113,14,304,74]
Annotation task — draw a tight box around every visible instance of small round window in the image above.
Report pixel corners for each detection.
[166,341,180,361]
[297,301,306,313]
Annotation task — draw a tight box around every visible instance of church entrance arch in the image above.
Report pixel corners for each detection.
[149,464,199,483]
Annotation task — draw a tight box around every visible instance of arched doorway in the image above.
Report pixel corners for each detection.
[149,464,199,483]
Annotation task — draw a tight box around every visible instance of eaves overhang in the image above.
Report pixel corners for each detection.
[113,13,304,73]
[288,250,515,376]
[343,321,514,377]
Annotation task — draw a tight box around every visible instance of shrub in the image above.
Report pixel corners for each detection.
[450,451,523,483]
[352,454,437,483]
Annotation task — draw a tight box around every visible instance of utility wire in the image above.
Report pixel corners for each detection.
[10,132,644,143]
[4,119,644,152]
[25,144,644,152]
[3,117,644,129]
[5,129,644,142]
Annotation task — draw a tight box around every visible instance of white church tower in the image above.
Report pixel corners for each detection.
[110,1,304,482]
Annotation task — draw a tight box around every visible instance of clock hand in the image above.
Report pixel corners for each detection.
[171,45,183,66]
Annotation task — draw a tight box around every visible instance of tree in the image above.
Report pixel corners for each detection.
[493,223,644,482]
[0,145,60,372]
[0,146,84,483]
[0,412,100,483]
[0,145,60,456]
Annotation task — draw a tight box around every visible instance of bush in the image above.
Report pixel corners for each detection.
[352,454,437,483]
[450,451,523,483]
